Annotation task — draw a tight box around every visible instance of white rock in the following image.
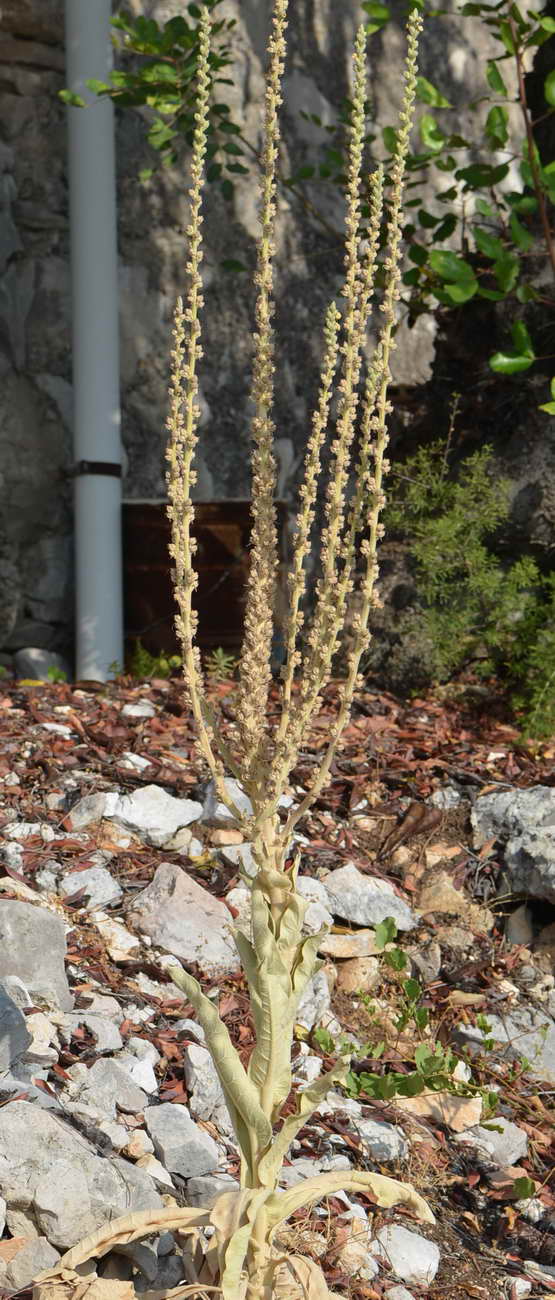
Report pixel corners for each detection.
[183,1041,234,1141]
[41,721,73,738]
[67,791,120,829]
[185,1172,240,1207]
[456,1117,528,1166]
[57,1007,123,1056]
[297,876,333,932]
[35,864,61,892]
[324,863,417,931]
[135,1154,175,1189]
[128,862,240,975]
[220,843,257,877]
[94,914,141,962]
[373,1225,440,1285]
[0,1195,6,1236]
[201,778,253,826]
[21,1011,59,1066]
[515,1196,544,1223]
[145,1103,220,1177]
[71,1058,147,1116]
[102,785,203,847]
[505,1279,532,1298]
[5,1237,60,1290]
[122,700,156,719]
[33,1159,95,1248]
[3,821,55,842]
[0,1101,162,1239]
[120,751,152,771]
[117,1052,158,1095]
[124,1129,155,1160]
[472,786,555,903]
[297,969,332,1031]
[0,984,32,1070]
[385,1287,416,1300]
[59,865,123,909]
[356,1117,408,1162]
[429,786,462,810]
[0,901,73,1010]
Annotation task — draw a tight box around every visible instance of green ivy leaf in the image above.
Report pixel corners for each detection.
[456,161,509,186]
[539,377,555,413]
[59,89,86,107]
[513,1176,536,1199]
[485,104,509,147]
[420,113,446,153]
[375,917,398,950]
[409,242,429,266]
[489,351,534,374]
[498,19,516,53]
[544,69,555,106]
[418,208,440,228]
[384,948,408,971]
[486,60,507,94]
[509,212,534,250]
[362,0,390,31]
[403,978,421,1001]
[429,249,476,284]
[474,226,504,259]
[493,252,519,292]
[416,76,451,107]
[511,320,534,356]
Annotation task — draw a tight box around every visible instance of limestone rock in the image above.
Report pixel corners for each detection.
[69,785,202,848]
[324,863,417,931]
[472,786,555,902]
[201,778,253,827]
[357,1117,408,1162]
[0,902,73,1011]
[395,1091,482,1132]
[418,871,493,931]
[69,1058,148,1116]
[127,861,240,975]
[5,1236,60,1291]
[0,984,32,1070]
[0,1102,163,1235]
[183,1041,234,1141]
[335,956,380,994]
[145,1103,220,1177]
[121,699,155,719]
[59,866,123,910]
[14,648,68,681]
[318,929,379,959]
[185,1172,240,1207]
[456,1117,528,1165]
[33,1159,94,1249]
[373,1224,440,1285]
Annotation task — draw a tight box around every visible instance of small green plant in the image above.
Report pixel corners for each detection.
[383,439,555,737]
[46,665,68,684]
[205,645,238,680]
[128,637,182,679]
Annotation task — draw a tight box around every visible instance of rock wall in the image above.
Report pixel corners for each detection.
[0,0,552,668]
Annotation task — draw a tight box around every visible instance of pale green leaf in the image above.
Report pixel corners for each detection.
[265,1170,435,1234]
[169,965,272,1171]
[257,1062,349,1187]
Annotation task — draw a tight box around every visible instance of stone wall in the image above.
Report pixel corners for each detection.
[0,0,552,669]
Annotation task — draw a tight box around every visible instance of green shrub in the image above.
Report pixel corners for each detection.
[384,440,555,737]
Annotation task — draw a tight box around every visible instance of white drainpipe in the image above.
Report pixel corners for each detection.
[65,0,123,680]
